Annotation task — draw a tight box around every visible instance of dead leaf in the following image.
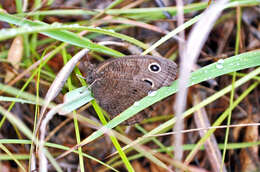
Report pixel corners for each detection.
[5,36,23,83]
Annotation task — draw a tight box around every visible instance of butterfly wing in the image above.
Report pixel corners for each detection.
[91,77,151,119]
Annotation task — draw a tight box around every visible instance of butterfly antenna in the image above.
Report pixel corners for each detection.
[87,78,100,89]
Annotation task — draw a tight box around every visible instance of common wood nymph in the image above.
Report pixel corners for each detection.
[85,55,177,125]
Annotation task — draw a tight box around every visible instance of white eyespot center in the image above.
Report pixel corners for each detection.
[148,62,161,73]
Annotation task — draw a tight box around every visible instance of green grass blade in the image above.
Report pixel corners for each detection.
[0,12,123,57]
[0,24,147,49]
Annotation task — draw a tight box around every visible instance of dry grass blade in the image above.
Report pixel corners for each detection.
[37,49,89,172]
[193,94,227,172]
[174,0,229,164]
[39,49,89,119]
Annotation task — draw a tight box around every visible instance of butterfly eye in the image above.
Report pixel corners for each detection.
[148,62,161,73]
[142,78,154,88]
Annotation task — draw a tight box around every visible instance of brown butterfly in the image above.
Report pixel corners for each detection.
[85,55,177,125]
